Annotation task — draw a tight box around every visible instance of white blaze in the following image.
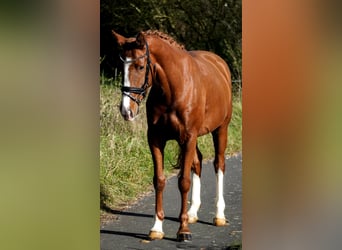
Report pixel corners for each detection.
[122,58,132,112]
[188,173,201,218]
[216,169,225,219]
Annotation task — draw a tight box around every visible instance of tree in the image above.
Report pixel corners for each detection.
[100,0,241,85]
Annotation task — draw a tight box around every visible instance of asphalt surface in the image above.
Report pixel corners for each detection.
[100,153,242,250]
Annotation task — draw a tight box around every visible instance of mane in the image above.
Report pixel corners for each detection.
[143,30,185,50]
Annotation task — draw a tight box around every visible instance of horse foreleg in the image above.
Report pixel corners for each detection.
[148,131,166,240]
[177,137,197,241]
[188,145,202,224]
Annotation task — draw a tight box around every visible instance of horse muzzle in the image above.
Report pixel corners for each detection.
[120,103,137,121]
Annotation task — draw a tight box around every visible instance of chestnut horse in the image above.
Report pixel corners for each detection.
[112,30,232,242]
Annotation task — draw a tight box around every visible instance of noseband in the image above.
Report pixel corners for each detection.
[120,43,151,105]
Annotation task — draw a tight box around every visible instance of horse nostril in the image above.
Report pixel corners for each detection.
[121,108,134,121]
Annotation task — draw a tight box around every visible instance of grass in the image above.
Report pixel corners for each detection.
[100,82,242,212]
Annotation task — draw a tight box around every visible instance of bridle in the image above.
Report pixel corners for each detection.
[119,43,152,105]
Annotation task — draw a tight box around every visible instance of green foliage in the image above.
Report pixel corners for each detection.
[101,0,241,83]
[100,83,242,210]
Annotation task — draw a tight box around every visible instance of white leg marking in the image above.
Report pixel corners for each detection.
[188,173,201,219]
[216,169,226,219]
[150,215,163,233]
[122,58,132,113]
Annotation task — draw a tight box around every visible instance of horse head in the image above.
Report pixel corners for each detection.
[112,30,152,121]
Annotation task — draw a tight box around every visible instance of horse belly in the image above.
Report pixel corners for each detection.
[198,118,222,136]
[199,99,231,136]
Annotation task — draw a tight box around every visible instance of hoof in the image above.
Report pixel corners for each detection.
[188,216,198,224]
[213,217,228,226]
[148,231,164,240]
[177,232,192,242]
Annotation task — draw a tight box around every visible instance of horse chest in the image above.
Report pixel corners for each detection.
[149,108,189,142]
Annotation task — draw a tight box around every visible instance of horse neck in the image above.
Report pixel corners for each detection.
[148,37,187,94]
[149,37,182,64]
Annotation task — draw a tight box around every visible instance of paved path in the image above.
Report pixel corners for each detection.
[100,154,242,249]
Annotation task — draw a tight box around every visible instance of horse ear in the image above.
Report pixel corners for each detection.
[136,32,146,48]
[112,30,127,46]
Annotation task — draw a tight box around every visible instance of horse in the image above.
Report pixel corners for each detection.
[112,30,232,242]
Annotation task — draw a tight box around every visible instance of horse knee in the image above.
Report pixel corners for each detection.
[178,176,191,193]
[153,175,166,191]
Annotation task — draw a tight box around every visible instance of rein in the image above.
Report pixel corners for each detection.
[120,43,152,105]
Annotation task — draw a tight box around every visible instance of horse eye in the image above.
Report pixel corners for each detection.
[138,65,144,71]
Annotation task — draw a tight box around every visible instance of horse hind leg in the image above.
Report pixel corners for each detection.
[187,144,202,224]
[212,125,229,226]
